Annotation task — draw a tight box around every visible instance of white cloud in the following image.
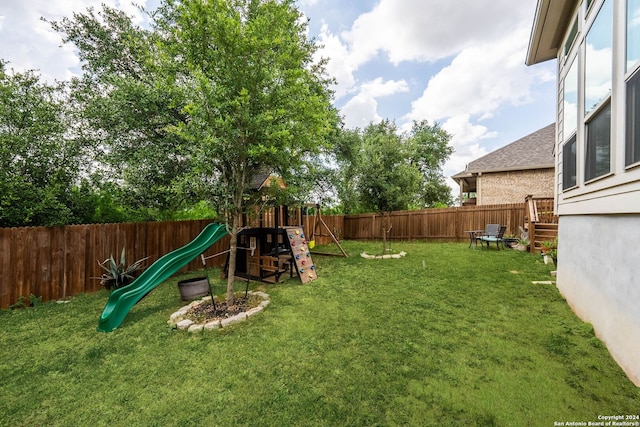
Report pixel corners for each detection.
[342,0,531,67]
[0,0,148,82]
[360,77,409,98]
[340,77,409,129]
[0,15,5,31]
[407,27,550,124]
[443,116,492,169]
[315,23,357,100]
[441,115,494,191]
[341,94,382,129]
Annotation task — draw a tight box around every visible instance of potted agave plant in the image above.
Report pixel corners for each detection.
[98,248,149,291]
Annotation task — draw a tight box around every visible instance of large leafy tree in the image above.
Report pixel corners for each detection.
[53,1,337,302]
[357,120,421,252]
[406,120,454,208]
[0,63,88,227]
[327,119,453,250]
[330,120,453,216]
[329,127,363,214]
[153,0,337,303]
[50,6,197,219]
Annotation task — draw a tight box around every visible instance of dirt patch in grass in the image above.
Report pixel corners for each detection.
[183,293,263,324]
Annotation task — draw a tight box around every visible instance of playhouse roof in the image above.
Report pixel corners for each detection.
[249,171,285,191]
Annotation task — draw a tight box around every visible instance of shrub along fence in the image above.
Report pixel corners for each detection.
[0,203,531,309]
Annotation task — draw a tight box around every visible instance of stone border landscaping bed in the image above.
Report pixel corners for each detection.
[168,291,270,333]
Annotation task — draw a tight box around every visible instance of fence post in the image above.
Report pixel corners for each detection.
[530,222,537,253]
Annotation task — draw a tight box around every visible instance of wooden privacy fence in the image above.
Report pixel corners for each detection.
[341,203,526,241]
[1,202,537,309]
[0,220,230,309]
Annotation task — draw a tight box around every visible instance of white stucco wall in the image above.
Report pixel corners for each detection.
[557,215,640,386]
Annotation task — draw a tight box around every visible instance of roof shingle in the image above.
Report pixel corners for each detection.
[463,123,555,174]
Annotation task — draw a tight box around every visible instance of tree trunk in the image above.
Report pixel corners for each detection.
[382,212,388,254]
[226,211,241,306]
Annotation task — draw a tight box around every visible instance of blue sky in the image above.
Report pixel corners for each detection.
[0,0,557,191]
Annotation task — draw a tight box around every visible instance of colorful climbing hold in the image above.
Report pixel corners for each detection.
[291,241,296,246]
[295,230,300,235]
[295,254,300,260]
[310,265,315,270]
[301,260,306,265]
[300,268,305,273]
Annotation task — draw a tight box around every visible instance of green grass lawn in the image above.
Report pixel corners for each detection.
[1,241,638,426]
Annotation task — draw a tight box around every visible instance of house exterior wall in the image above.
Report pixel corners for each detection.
[476,168,554,205]
[557,215,640,386]
[542,0,640,385]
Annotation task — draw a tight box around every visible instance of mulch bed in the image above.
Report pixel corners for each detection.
[185,294,262,323]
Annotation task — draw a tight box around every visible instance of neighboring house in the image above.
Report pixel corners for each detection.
[527,0,640,385]
[452,124,555,205]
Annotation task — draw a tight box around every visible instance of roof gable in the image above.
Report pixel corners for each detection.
[465,123,556,174]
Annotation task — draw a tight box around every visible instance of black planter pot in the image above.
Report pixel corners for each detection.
[502,238,519,248]
[177,277,210,301]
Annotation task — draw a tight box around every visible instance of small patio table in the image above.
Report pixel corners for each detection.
[464,230,485,248]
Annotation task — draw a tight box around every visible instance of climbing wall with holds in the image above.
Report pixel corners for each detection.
[284,227,317,284]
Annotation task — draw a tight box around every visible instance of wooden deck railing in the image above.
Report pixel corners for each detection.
[525,196,558,253]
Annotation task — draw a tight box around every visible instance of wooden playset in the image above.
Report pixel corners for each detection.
[217,204,345,284]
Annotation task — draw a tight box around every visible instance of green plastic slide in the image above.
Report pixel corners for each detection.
[97,222,228,332]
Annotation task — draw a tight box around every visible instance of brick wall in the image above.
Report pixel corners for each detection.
[477,168,554,205]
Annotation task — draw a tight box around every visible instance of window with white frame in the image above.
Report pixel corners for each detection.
[626,0,640,166]
[563,135,578,189]
[563,58,578,140]
[584,0,612,181]
[562,57,578,189]
[564,17,579,60]
[627,0,640,70]
[585,102,611,180]
[627,70,640,166]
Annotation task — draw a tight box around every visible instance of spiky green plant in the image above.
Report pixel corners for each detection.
[98,247,148,290]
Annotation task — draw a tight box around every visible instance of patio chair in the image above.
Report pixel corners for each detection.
[475,224,499,244]
[478,225,507,250]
